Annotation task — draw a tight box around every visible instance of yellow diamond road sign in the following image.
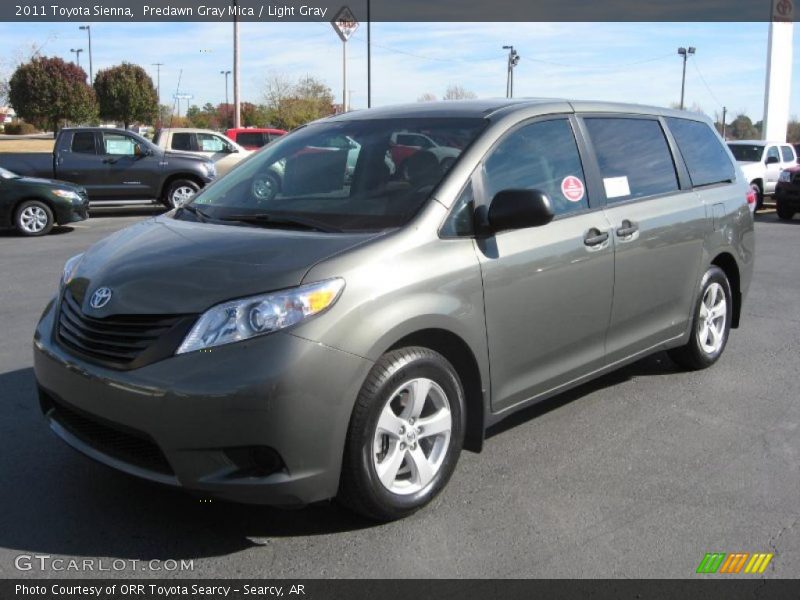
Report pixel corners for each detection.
[331,6,359,42]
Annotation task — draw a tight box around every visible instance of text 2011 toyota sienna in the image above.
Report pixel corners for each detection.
[34,99,754,521]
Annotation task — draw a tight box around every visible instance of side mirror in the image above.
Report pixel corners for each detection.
[480,189,555,235]
[766,155,780,165]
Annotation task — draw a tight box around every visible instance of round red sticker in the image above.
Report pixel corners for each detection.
[561,176,585,202]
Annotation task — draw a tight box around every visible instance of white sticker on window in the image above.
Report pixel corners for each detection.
[603,176,631,199]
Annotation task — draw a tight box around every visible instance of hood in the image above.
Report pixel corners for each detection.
[738,162,763,176]
[162,150,213,164]
[14,176,82,190]
[67,215,381,316]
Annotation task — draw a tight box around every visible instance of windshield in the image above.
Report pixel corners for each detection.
[0,167,19,179]
[183,117,486,232]
[728,144,764,162]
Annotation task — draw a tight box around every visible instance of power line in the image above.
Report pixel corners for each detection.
[691,56,723,108]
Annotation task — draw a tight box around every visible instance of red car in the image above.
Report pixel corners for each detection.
[225,128,287,151]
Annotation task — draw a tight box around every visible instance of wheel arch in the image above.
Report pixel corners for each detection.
[710,252,742,328]
[387,328,485,453]
[160,173,204,202]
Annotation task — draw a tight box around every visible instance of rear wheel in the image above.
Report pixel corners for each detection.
[776,201,795,221]
[338,347,465,521]
[163,179,199,209]
[15,200,54,236]
[668,266,732,370]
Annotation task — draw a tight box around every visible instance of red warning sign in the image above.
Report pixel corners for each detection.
[561,176,585,202]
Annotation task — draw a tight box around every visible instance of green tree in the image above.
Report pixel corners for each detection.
[8,56,96,134]
[262,74,335,130]
[727,114,760,140]
[787,119,800,143]
[94,62,158,129]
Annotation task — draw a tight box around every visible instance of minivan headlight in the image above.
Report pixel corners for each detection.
[61,253,84,287]
[176,278,345,354]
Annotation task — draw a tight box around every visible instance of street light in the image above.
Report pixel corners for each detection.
[677,46,696,110]
[70,48,84,69]
[502,45,520,98]
[220,70,232,128]
[79,26,92,83]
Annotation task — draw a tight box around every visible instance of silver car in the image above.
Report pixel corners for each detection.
[34,99,754,521]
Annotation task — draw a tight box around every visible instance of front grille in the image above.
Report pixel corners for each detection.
[47,393,173,476]
[57,290,192,369]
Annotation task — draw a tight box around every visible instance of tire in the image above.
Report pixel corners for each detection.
[163,179,200,209]
[15,200,54,237]
[668,266,732,370]
[751,182,764,211]
[251,173,280,203]
[338,347,465,521]
[776,201,795,221]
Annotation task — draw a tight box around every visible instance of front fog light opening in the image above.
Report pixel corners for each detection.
[224,446,285,478]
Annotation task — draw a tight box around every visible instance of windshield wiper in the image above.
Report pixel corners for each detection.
[219,213,341,233]
[178,204,211,222]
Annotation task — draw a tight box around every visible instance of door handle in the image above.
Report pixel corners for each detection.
[102,158,118,165]
[584,228,609,247]
[616,219,639,237]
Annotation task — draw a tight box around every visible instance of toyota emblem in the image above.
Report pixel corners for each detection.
[89,287,113,309]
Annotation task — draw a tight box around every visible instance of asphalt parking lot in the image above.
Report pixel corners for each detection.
[0,207,798,579]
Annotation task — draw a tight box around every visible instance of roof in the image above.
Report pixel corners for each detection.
[324,98,711,123]
[727,139,786,145]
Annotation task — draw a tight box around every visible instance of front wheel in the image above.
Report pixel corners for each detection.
[15,200,54,236]
[668,266,732,370]
[163,179,200,209]
[338,347,465,521]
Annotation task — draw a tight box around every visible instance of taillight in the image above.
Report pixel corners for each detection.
[746,188,757,207]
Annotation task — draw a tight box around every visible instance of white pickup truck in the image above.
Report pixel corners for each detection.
[153,128,251,176]
[727,140,797,209]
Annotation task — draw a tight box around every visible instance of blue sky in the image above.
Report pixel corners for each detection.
[1,21,797,122]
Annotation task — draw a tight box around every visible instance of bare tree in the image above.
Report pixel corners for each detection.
[442,84,477,101]
[417,92,437,102]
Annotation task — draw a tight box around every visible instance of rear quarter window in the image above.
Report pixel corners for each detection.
[780,145,796,163]
[666,117,735,187]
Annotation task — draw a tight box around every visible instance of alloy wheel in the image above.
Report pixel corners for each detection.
[20,205,49,234]
[697,282,727,354]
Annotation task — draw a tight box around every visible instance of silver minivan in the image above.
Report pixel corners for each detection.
[34,99,754,521]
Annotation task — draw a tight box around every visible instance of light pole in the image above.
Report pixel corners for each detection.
[152,63,164,125]
[70,48,84,69]
[79,25,92,83]
[232,0,241,129]
[721,106,727,139]
[502,45,520,98]
[221,70,231,127]
[677,46,695,110]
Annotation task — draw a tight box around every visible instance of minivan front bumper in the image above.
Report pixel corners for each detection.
[33,299,373,506]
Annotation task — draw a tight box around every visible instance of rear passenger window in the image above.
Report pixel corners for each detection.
[780,146,795,163]
[71,132,96,154]
[584,118,679,202]
[482,118,589,217]
[171,133,193,151]
[666,117,735,187]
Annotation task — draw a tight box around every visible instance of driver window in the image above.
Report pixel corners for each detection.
[103,133,136,156]
[197,133,227,153]
[766,146,780,163]
[482,119,589,216]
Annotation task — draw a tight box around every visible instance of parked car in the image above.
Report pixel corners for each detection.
[0,166,89,236]
[225,128,287,150]
[0,128,216,208]
[34,100,753,521]
[727,140,797,209]
[153,128,250,176]
[775,165,800,220]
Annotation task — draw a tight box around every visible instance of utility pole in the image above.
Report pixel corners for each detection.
[502,45,520,98]
[366,0,371,108]
[721,106,727,139]
[677,46,696,110]
[70,48,83,69]
[79,26,92,83]
[152,63,164,109]
[232,0,241,128]
[221,70,231,127]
